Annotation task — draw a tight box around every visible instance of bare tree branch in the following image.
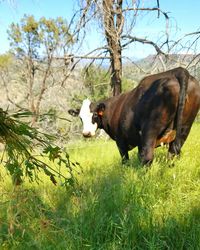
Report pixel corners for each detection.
[56,55,111,60]
[186,53,200,69]
[121,35,166,55]
[122,56,148,74]
[169,31,200,52]
[60,46,109,86]
[157,0,160,18]
[122,7,169,20]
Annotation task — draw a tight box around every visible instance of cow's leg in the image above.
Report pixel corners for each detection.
[168,139,181,157]
[168,124,192,158]
[137,144,142,162]
[139,131,157,166]
[116,140,129,164]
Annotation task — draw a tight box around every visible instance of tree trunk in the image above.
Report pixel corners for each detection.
[103,0,123,96]
[110,43,122,96]
[27,58,37,124]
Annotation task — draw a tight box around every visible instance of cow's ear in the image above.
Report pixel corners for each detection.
[68,108,80,117]
[97,103,106,117]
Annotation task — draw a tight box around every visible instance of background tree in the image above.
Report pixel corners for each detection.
[0,9,78,186]
[8,15,74,123]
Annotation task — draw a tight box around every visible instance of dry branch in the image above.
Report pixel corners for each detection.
[122,7,169,19]
[122,35,166,55]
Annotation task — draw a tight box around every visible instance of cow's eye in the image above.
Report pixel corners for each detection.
[92,112,98,123]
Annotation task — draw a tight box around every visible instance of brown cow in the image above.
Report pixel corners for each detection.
[69,67,200,165]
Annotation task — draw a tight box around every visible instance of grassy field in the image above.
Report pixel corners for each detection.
[0,123,200,249]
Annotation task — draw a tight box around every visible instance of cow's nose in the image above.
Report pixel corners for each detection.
[82,132,92,138]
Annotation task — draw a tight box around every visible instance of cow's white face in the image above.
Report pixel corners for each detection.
[79,99,97,137]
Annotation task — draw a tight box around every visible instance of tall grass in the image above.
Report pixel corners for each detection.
[0,123,200,249]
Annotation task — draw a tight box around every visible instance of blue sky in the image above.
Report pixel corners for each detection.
[0,0,200,58]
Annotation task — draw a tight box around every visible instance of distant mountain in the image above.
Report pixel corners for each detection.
[137,54,197,68]
[122,53,200,84]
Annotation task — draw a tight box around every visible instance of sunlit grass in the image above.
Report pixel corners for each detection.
[0,123,200,249]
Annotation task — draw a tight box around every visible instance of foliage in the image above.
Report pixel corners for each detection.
[0,123,199,249]
[8,15,73,59]
[8,15,39,59]
[81,64,137,100]
[0,109,79,186]
[82,64,110,101]
[121,76,137,92]
[0,53,13,69]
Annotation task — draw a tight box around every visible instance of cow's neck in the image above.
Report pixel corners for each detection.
[100,116,115,140]
[98,96,121,140]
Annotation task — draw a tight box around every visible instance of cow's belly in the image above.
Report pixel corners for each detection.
[156,129,176,147]
[123,129,140,149]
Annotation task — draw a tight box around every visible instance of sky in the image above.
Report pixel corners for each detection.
[0,0,200,59]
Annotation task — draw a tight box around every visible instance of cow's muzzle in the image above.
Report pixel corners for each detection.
[82,132,93,138]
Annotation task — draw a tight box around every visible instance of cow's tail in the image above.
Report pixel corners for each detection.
[173,67,189,152]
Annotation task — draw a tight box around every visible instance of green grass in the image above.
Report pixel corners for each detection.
[0,123,200,249]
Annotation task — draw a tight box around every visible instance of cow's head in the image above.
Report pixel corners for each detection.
[68,99,105,138]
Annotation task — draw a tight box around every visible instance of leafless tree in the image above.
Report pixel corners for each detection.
[67,0,200,96]
[70,0,169,95]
